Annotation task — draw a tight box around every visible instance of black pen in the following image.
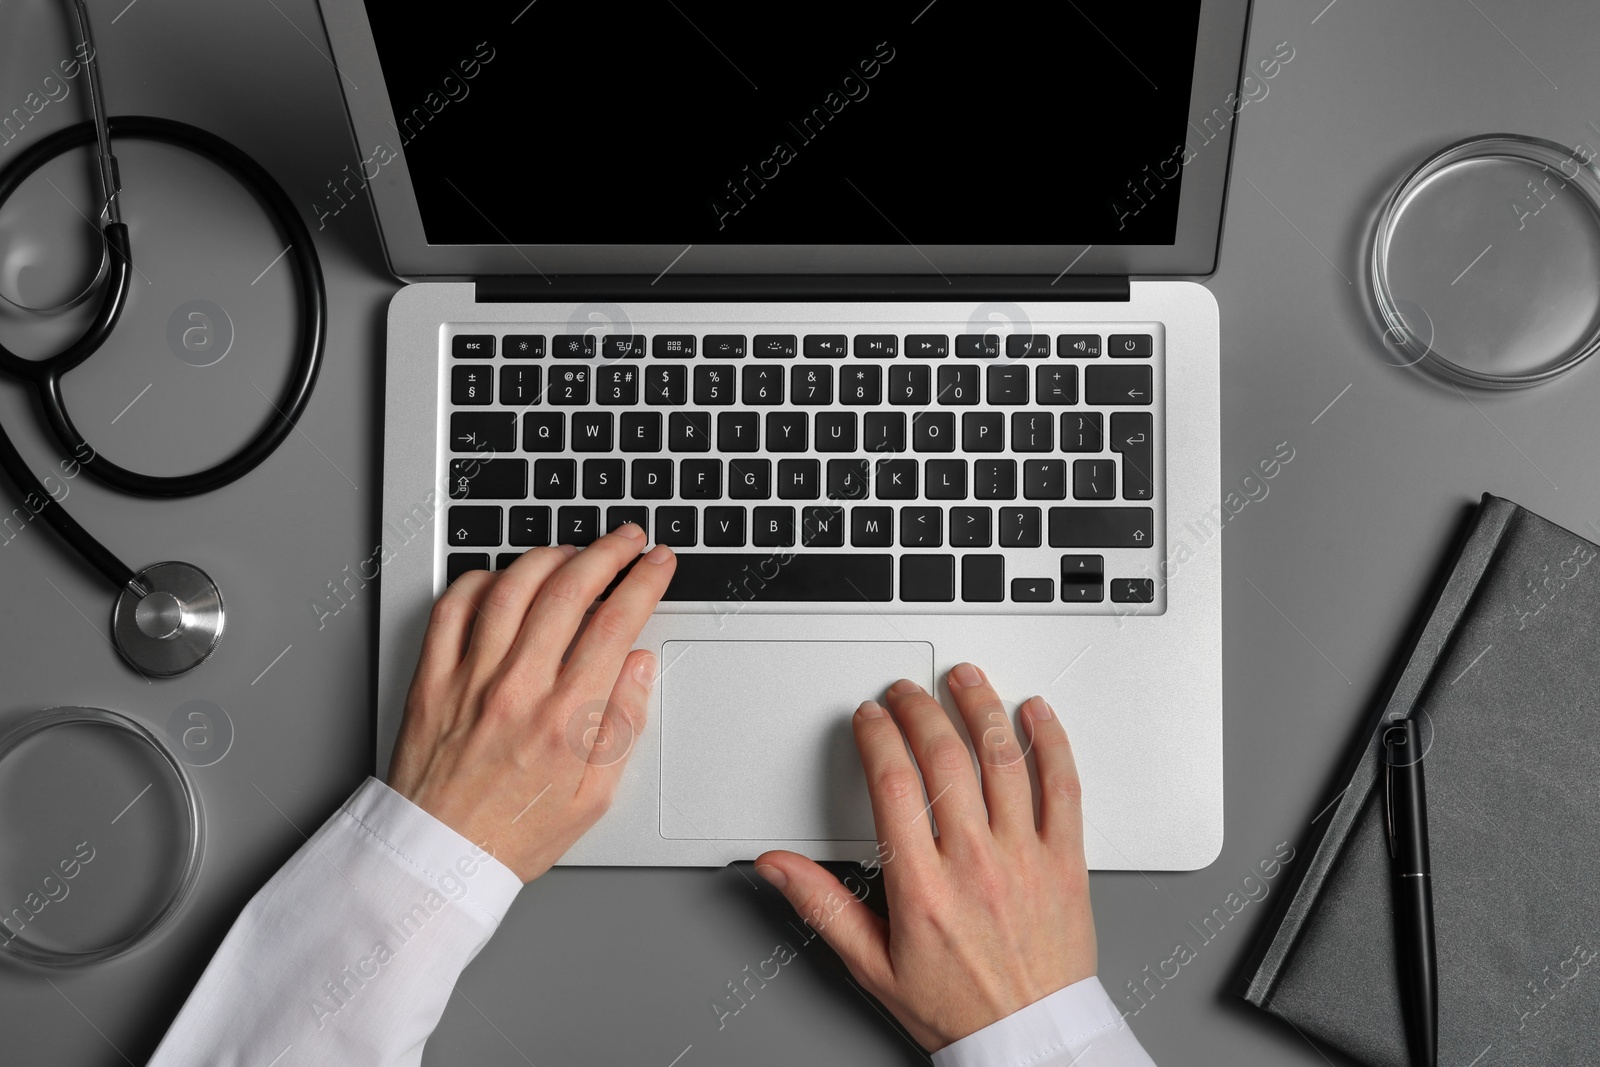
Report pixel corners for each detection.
[1384,717,1437,1067]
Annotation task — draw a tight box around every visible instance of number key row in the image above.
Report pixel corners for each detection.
[453,363,1151,408]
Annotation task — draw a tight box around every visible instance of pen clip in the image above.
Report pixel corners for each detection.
[1383,725,1399,860]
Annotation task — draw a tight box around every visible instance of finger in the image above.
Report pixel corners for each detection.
[852,700,940,876]
[415,568,500,683]
[515,525,649,677]
[755,851,892,990]
[463,545,578,672]
[390,569,500,788]
[946,662,1033,837]
[575,648,656,809]
[882,680,989,846]
[561,544,676,691]
[1024,697,1086,861]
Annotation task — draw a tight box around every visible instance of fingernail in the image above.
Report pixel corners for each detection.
[755,863,788,890]
[633,652,657,685]
[949,662,984,689]
[616,522,646,541]
[642,544,674,564]
[888,678,922,696]
[857,700,886,719]
[1029,696,1055,720]
[557,544,580,558]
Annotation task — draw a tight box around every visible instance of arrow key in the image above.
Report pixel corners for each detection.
[1111,578,1155,603]
[1060,553,1104,602]
[1010,578,1055,603]
[1085,365,1152,406]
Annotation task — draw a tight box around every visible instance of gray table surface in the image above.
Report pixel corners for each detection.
[3,0,1597,1063]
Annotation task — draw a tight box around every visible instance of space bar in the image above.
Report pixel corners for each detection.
[662,553,893,602]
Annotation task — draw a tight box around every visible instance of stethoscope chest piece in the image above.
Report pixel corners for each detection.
[111,562,224,677]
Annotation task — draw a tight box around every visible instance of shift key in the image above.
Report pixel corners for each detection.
[1111,412,1153,500]
[1049,506,1154,547]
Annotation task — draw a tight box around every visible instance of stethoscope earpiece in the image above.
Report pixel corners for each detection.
[111,562,225,677]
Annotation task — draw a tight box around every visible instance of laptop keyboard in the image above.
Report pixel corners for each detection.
[440,321,1163,613]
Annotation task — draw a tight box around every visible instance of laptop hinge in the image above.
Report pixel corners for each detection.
[474,274,1130,303]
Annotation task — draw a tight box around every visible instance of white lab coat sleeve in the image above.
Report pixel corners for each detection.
[931,976,1158,1067]
[147,776,523,1067]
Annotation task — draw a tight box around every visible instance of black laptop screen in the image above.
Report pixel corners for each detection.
[362,1,1203,247]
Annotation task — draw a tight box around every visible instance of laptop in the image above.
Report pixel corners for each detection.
[318,0,1248,868]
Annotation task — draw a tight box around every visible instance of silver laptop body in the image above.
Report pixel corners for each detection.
[318,0,1251,868]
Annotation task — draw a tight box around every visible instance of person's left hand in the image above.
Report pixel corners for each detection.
[387,524,676,882]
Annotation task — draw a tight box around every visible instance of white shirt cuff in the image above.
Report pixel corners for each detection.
[932,977,1157,1067]
[340,776,524,924]
[147,776,524,1067]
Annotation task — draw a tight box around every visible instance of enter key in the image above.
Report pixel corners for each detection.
[1111,412,1153,501]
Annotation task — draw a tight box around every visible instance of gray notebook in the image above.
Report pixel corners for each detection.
[1239,494,1600,1067]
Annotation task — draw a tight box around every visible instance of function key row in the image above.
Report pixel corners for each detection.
[451,332,1154,361]
[451,363,1152,408]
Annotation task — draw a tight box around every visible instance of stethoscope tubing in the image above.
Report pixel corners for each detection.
[0,116,327,594]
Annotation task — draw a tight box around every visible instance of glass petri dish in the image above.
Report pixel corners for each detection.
[0,707,202,967]
[1372,134,1600,387]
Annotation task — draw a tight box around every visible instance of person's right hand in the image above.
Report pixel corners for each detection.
[755,663,1097,1052]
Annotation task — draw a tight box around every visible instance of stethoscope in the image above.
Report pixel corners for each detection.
[0,0,325,677]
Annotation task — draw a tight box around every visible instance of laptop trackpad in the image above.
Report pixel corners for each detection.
[659,640,933,841]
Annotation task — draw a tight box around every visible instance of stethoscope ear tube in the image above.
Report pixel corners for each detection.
[0,118,326,677]
[0,220,132,384]
[0,120,326,498]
